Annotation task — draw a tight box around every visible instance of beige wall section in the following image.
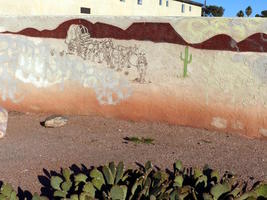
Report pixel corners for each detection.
[0,0,202,16]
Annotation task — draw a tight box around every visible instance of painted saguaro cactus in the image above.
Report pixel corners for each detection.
[180,46,192,77]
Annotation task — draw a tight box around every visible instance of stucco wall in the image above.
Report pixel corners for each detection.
[0,0,202,16]
[0,16,266,138]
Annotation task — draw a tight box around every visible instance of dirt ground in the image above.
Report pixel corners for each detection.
[0,112,266,194]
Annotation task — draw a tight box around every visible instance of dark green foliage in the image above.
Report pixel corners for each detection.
[255,10,267,17]
[262,10,267,17]
[203,5,225,17]
[237,6,252,18]
[124,137,154,145]
[245,6,252,17]
[0,161,267,200]
[236,10,245,17]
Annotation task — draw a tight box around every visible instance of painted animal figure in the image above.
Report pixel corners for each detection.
[65,25,148,83]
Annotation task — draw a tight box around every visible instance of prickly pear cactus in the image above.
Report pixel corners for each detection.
[0,183,18,200]
[0,161,266,200]
[90,168,105,190]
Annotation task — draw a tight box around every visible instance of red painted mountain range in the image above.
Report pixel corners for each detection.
[2,18,267,53]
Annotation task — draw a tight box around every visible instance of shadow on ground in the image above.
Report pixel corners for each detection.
[1,162,266,200]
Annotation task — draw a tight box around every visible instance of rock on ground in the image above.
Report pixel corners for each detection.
[42,115,68,128]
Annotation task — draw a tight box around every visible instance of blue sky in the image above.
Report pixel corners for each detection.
[199,0,266,17]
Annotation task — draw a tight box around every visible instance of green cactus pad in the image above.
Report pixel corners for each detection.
[74,173,88,185]
[90,168,105,190]
[103,165,115,185]
[115,161,124,184]
[175,160,183,171]
[50,176,63,191]
[62,168,72,181]
[61,181,72,192]
[211,183,231,200]
[53,190,67,198]
[110,185,127,200]
[174,175,184,187]
[254,183,267,198]
[82,182,96,198]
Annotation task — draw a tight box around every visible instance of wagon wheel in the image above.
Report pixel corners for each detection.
[79,25,89,34]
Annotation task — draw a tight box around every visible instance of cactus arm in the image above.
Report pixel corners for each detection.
[184,47,187,77]
[188,54,192,64]
[180,52,184,61]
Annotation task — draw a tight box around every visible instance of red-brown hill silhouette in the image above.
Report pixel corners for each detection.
[2,18,266,53]
[191,34,238,51]
[238,33,267,52]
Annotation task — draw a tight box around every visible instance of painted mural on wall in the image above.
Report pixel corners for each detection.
[0,17,266,138]
[4,19,266,52]
[0,33,132,105]
[65,25,148,83]
[0,18,266,106]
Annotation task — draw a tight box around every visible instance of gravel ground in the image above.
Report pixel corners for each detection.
[0,112,266,194]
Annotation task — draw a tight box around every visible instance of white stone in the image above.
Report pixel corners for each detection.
[43,115,68,128]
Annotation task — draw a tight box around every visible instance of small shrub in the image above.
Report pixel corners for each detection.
[124,137,154,145]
